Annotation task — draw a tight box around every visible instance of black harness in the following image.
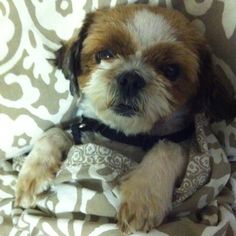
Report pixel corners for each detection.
[64,116,194,151]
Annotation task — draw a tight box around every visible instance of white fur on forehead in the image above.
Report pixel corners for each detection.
[127,9,176,48]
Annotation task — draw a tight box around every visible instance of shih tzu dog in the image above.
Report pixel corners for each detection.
[15,4,236,233]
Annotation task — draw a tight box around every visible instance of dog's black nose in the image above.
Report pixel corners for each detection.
[117,71,145,97]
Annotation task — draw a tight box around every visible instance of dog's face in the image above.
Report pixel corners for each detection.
[56,5,232,135]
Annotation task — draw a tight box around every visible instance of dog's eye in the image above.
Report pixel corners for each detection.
[160,64,180,81]
[95,50,114,63]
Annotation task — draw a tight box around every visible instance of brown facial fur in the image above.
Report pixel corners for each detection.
[79,6,198,85]
[143,42,199,105]
[56,4,236,131]
[57,5,205,89]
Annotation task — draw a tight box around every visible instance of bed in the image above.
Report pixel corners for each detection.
[0,1,236,235]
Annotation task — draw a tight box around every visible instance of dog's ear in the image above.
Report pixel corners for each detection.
[195,45,236,121]
[54,12,95,96]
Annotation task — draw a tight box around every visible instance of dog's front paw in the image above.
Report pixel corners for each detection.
[117,171,171,234]
[15,168,54,208]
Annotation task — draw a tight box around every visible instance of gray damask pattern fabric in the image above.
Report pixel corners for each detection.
[0,114,236,235]
[1,0,236,159]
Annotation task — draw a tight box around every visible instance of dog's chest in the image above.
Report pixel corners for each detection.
[72,96,191,162]
[74,99,145,162]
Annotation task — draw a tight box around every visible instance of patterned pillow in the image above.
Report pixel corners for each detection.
[1,0,235,159]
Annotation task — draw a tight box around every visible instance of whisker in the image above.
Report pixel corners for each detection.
[106,86,118,108]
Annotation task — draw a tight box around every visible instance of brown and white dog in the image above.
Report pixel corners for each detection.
[15,4,236,233]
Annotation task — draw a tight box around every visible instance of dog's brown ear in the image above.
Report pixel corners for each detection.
[55,12,95,96]
[195,45,236,121]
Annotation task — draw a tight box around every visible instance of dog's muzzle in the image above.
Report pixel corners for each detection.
[117,70,146,98]
[112,103,139,117]
[112,71,145,117]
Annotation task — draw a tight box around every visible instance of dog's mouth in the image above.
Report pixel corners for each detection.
[112,103,138,117]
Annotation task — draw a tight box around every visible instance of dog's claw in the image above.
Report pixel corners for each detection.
[117,171,169,233]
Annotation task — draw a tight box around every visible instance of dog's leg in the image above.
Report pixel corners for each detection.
[118,140,187,233]
[15,128,73,208]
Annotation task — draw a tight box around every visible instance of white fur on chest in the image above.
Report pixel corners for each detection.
[75,95,189,162]
[75,97,145,161]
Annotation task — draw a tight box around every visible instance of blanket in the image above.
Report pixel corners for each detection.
[0,113,236,236]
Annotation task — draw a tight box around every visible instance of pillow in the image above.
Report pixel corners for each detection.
[1,0,235,159]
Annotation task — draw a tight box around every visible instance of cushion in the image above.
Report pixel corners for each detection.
[0,1,236,235]
[1,113,236,235]
[1,0,236,159]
